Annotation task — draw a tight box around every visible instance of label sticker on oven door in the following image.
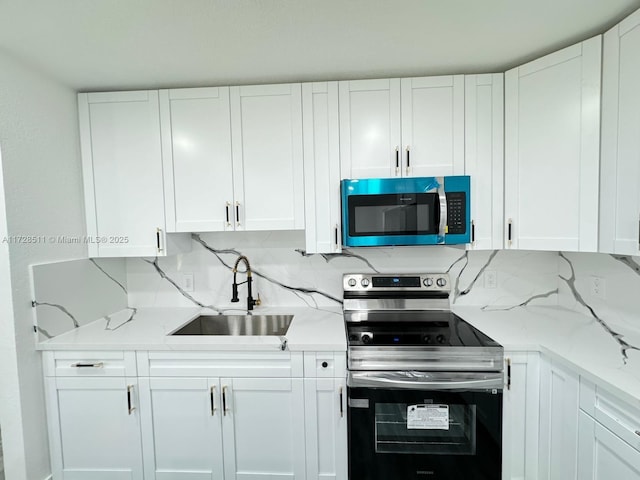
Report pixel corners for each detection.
[407,404,449,430]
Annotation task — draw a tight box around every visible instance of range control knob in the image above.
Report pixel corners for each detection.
[436,277,447,287]
[361,278,370,287]
[361,333,373,344]
[423,277,434,287]
[423,334,432,344]
[348,278,357,287]
[436,334,446,344]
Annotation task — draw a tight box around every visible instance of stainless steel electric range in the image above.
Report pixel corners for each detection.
[344,273,504,480]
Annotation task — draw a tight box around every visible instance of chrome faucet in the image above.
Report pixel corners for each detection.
[231,256,260,311]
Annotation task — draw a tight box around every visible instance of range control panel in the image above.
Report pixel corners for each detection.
[343,274,451,292]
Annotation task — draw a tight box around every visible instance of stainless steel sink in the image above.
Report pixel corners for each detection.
[170,314,294,336]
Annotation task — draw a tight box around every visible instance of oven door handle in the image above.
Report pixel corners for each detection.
[348,371,503,391]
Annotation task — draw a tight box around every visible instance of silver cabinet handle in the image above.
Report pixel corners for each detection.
[235,202,241,227]
[334,225,339,249]
[72,362,104,368]
[210,386,217,416]
[506,358,512,390]
[507,219,513,247]
[471,220,476,246]
[226,202,231,227]
[156,227,163,253]
[127,385,135,415]
[339,386,344,418]
[222,385,229,415]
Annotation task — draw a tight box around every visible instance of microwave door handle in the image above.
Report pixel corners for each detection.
[437,179,447,243]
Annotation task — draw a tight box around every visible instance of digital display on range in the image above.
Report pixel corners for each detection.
[372,276,421,287]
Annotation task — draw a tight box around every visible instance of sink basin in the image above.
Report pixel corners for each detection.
[170,314,294,336]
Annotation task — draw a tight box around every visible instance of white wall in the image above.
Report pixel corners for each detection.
[0,51,86,480]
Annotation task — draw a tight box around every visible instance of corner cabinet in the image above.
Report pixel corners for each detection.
[339,76,464,179]
[79,91,190,257]
[599,9,640,255]
[504,36,602,252]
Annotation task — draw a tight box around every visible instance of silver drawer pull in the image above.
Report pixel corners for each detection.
[72,362,104,368]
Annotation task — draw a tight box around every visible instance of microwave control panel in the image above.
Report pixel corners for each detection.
[446,191,466,235]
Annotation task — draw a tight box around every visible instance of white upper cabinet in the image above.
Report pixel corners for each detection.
[465,74,505,250]
[339,76,464,179]
[505,36,602,251]
[160,87,234,233]
[401,76,464,177]
[79,91,176,257]
[599,9,640,255]
[230,84,305,231]
[160,84,304,233]
[302,82,342,254]
[339,79,401,179]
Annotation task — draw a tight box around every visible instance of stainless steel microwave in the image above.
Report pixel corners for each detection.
[340,176,470,247]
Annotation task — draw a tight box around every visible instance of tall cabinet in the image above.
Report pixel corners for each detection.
[599,9,640,255]
[504,36,602,251]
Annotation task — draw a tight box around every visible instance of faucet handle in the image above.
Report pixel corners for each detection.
[255,293,261,306]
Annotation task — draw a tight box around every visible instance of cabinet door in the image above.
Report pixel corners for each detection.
[230,84,304,231]
[502,352,540,480]
[160,88,234,233]
[45,376,143,480]
[400,76,464,177]
[465,74,505,250]
[138,378,224,480]
[302,82,342,254]
[578,411,640,479]
[339,79,401,179]
[221,378,306,479]
[600,10,640,255]
[79,91,166,257]
[538,359,579,480]
[504,37,601,251]
[303,378,347,480]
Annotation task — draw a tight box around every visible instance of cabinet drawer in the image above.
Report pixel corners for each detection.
[593,388,640,452]
[303,352,347,378]
[137,351,304,377]
[43,351,137,377]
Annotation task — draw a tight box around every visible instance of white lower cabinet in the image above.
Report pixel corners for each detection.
[44,376,144,480]
[221,377,306,480]
[538,358,579,480]
[502,352,540,480]
[303,378,347,480]
[578,411,640,479]
[138,377,224,480]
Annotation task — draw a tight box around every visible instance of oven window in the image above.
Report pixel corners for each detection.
[348,193,438,236]
[374,402,476,455]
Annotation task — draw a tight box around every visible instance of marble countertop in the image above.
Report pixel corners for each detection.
[37,306,346,352]
[453,305,640,410]
[37,302,640,409]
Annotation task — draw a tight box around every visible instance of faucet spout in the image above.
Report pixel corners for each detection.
[231,256,259,311]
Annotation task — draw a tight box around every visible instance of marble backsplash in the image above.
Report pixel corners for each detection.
[30,258,130,341]
[125,231,561,311]
[29,230,640,362]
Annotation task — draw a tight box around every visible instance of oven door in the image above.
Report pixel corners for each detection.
[347,371,503,480]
